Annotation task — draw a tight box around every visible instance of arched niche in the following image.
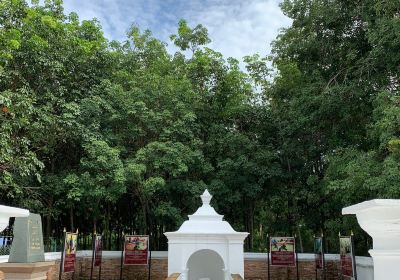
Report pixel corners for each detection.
[187,249,225,280]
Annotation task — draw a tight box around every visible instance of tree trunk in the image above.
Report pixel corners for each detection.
[248,200,255,250]
[298,228,304,253]
[46,212,51,238]
[107,202,111,250]
[70,207,74,232]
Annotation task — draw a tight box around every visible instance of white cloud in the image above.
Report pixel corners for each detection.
[61,0,291,62]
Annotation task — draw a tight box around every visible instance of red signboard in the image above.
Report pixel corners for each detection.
[270,237,296,266]
[123,235,149,265]
[94,234,102,267]
[314,237,324,269]
[63,232,78,273]
[340,236,355,277]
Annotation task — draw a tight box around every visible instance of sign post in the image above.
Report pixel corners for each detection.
[295,235,299,280]
[351,233,357,280]
[95,234,103,280]
[90,233,102,280]
[90,232,95,280]
[267,234,270,280]
[339,233,357,280]
[314,236,325,280]
[58,228,66,280]
[148,246,152,280]
[120,233,124,280]
[120,235,150,280]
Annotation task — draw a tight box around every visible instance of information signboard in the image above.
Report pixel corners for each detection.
[314,237,324,269]
[270,237,296,266]
[63,232,78,273]
[94,234,102,267]
[123,235,149,265]
[340,236,355,278]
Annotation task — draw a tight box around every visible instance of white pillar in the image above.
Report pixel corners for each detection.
[343,199,400,280]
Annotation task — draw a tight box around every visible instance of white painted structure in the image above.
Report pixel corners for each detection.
[164,190,248,280]
[343,199,400,280]
[0,205,29,232]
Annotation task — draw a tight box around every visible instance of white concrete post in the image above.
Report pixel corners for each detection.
[343,199,400,280]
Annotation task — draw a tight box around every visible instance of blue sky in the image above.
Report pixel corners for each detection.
[62,0,291,61]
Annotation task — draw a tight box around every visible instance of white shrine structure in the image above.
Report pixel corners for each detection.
[343,199,400,280]
[0,205,29,231]
[164,189,249,280]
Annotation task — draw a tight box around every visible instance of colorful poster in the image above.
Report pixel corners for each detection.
[63,232,78,273]
[94,234,102,267]
[314,237,324,269]
[123,235,149,265]
[340,236,354,277]
[270,237,296,266]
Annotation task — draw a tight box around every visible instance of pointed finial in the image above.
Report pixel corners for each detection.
[201,189,212,205]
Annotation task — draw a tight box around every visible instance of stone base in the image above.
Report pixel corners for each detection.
[0,261,55,280]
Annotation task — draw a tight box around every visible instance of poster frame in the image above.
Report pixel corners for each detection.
[269,236,297,267]
[123,234,150,266]
[339,235,357,279]
[62,231,78,273]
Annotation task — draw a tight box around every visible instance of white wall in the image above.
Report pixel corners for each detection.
[356,256,374,280]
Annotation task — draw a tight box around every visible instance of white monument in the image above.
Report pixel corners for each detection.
[164,190,248,280]
[343,199,400,280]
[0,207,56,280]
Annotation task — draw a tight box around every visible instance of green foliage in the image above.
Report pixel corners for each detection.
[259,0,400,254]
[170,19,211,53]
[1,0,399,254]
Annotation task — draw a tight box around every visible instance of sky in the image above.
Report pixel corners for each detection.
[61,0,291,62]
